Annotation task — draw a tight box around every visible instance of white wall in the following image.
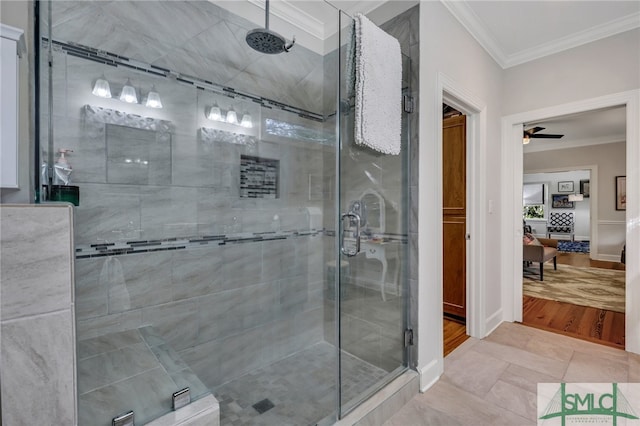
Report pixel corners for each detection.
[500,27,639,351]
[418,0,503,389]
[523,170,591,240]
[524,142,626,258]
[0,1,33,203]
[503,29,640,115]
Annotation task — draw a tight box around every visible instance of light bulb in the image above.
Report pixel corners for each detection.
[226,108,238,125]
[92,76,112,98]
[207,105,222,121]
[240,113,253,128]
[145,86,162,108]
[120,79,138,104]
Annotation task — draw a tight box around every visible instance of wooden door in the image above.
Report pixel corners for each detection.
[442,115,466,319]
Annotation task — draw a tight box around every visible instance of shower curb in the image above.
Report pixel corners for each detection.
[336,370,419,426]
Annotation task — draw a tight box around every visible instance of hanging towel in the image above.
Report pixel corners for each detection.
[354,13,402,155]
[99,256,130,311]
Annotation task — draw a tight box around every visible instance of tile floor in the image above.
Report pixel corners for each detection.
[214,342,389,426]
[384,322,640,426]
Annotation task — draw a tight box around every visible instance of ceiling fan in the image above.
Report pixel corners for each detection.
[523,126,564,144]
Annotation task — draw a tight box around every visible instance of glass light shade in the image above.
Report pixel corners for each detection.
[120,79,138,104]
[240,113,253,128]
[522,136,530,145]
[92,77,112,98]
[226,109,238,125]
[207,105,222,121]
[145,87,162,108]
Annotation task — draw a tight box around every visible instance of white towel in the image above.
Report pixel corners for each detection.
[354,13,402,155]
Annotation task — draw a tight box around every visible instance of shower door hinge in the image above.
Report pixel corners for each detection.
[403,95,414,113]
[404,329,414,347]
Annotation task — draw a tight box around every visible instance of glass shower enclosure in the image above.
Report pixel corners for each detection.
[38,1,411,424]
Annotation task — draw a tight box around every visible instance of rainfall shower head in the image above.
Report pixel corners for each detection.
[246,0,295,54]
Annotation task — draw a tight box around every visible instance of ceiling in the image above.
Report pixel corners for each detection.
[523,106,626,153]
[431,1,639,68]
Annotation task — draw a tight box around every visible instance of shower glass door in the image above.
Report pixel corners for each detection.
[39,0,410,423]
[336,10,411,417]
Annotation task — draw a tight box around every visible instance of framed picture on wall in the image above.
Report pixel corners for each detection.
[551,194,574,209]
[580,179,590,198]
[558,181,574,192]
[616,176,626,211]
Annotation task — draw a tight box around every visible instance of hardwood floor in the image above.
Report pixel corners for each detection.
[522,251,625,349]
[444,252,625,355]
[522,296,625,349]
[444,317,469,356]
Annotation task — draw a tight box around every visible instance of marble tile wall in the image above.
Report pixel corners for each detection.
[48,1,328,114]
[76,234,326,386]
[0,205,77,425]
[47,0,334,392]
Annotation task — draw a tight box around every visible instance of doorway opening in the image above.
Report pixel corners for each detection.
[442,103,469,356]
[506,102,631,351]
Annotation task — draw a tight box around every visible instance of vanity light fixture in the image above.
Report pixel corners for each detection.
[206,104,223,121]
[119,79,138,104]
[240,113,253,128]
[92,75,112,98]
[145,85,163,108]
[226,107,238,125]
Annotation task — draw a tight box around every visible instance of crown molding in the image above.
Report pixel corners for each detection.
[439,0,509,68]
[505,11,640,68]
[0,24,26,57]
[248,0,327,39]
[341,1,387,18]
[441,1,640,69]
[523,134,626,154]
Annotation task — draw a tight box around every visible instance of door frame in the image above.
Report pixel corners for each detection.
[500,89,640,354]
[439,72,488,339]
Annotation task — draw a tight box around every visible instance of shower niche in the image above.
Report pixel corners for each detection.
[239,155,279,199]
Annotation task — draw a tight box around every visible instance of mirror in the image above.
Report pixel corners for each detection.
[360,189,385,233]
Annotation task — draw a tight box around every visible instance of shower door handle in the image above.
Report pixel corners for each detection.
[341,212,361,257]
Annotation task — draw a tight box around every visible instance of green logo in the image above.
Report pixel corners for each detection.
[539,383,639,425]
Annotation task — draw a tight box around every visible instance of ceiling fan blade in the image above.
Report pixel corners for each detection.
[524,126,546,135]
[530,133,564,139]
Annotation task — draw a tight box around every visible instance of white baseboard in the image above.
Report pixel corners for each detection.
[418,358,442,392]
[593,253,623,262]
[485,309,503,337]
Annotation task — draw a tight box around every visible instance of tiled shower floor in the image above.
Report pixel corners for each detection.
[214,341,389,426]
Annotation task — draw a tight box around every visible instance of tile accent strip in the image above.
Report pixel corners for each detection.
[75,230,407,259]
[75,229,323,259]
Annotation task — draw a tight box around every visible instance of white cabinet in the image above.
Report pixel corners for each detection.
[0,24,25,189]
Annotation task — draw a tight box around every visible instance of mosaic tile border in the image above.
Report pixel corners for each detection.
[75,229,323,259]
[75,230,406,259]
